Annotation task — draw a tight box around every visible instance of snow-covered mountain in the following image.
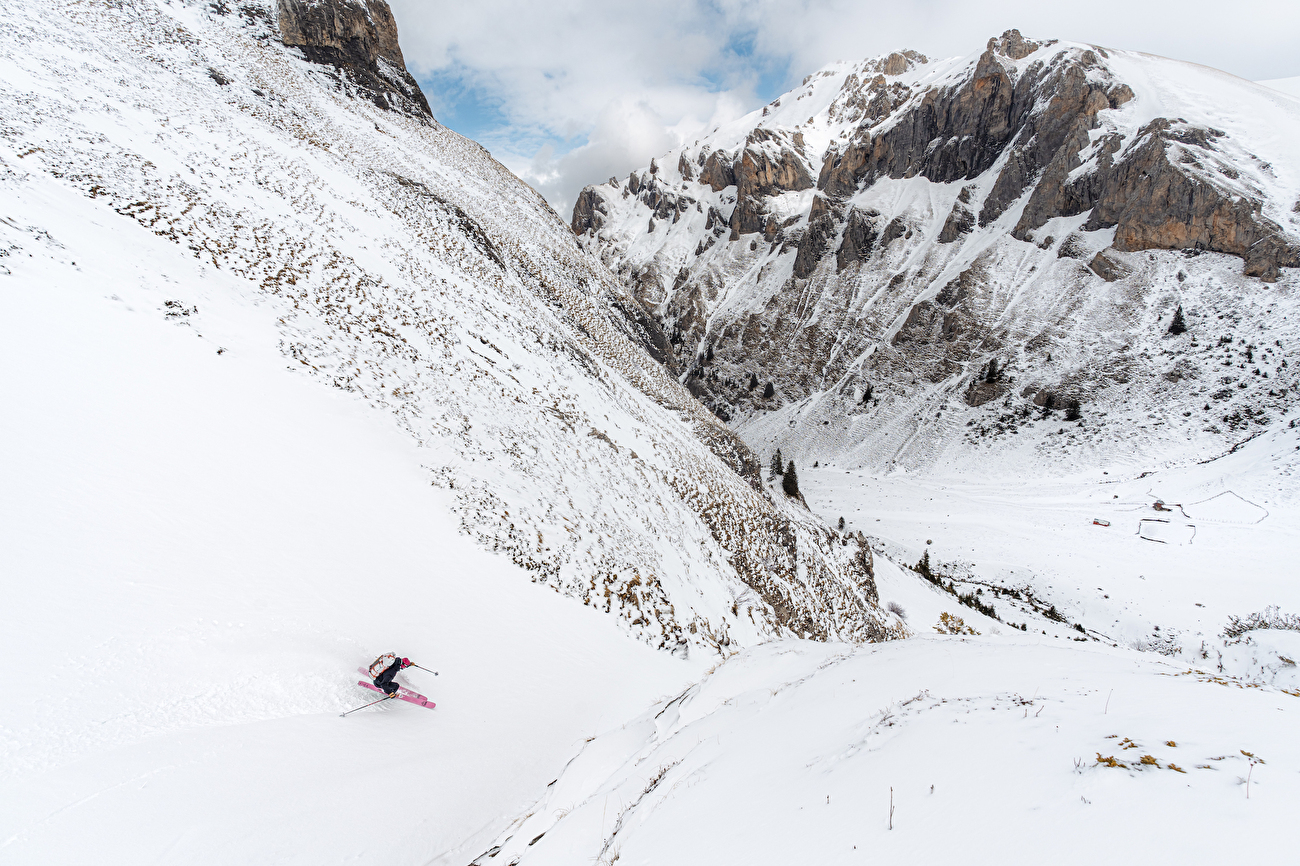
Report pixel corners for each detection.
[572,31,1300,476]
[0,0,897,657]
[5,5,1299,864]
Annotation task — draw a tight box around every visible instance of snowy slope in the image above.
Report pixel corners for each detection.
[0,0,895,659]
[1259,76,1300,99]
[467,638,1299,865]
[463,413,1300,865]
[574,33,1300,478]
[0,167,696,864]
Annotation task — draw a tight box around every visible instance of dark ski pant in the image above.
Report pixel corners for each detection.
[374,661,401,696]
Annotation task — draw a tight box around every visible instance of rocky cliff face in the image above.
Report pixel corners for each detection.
[276,0,431,116]
[574,31,1300,474]
[0,0,898,652]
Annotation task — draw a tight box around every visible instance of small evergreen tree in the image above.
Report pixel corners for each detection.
[1167,305,1187,335]
[782,461,800,497]
[837,516,846,531]
[762,381,775,398]
[914,549,934,581]
[1065,399,1082,421]
[985,358,999,383]
[747,372,758,391]
[770,448,783,476]
[861,382,874,402]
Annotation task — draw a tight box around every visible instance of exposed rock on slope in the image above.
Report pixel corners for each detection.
[0,0,899,650]
[574,31,1300,473]
[275,0,431,116]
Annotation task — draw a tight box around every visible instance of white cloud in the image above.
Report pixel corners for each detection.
[389,0,1300,216]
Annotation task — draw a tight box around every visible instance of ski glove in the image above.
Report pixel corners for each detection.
[401,658,412,668]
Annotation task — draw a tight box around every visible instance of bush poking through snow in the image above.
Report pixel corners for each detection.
[934,612,979,635]
[886,601,907,620]
[1223,606,1300,639]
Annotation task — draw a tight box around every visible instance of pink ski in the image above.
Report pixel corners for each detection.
[355,668,435,709]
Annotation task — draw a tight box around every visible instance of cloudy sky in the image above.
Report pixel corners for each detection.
[389,0,1299,216]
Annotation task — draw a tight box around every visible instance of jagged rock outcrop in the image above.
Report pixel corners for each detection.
[570,30,1300,473]
[571,185,608,235]
[276,0,431,116]
[729,129,815,239]
[1078,123,1299,281]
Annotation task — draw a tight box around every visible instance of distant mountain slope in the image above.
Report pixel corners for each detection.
[573,32,1300,476]
[0,0,898,653]
[1259,76,1300,99]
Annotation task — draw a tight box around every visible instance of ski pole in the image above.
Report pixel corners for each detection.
[409,663,438,676]
[340,694,396,717]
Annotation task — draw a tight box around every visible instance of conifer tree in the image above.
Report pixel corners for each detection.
[985,358,999,383]
[783,461,800,497]
[770,448,783,477]
[762,381,775,398]
[1168,305,1187,335]
[837,516,846,531]
[915,549,932,578]
[1065,399,1082,421]
[747,372,758,390]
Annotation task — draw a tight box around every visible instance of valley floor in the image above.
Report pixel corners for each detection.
[801,440,1300,687]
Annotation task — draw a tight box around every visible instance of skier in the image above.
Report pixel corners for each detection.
[368,652,414,697]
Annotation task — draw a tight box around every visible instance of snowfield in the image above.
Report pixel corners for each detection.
[468,639,1298,866]
[1259,76,1300,100]
[0,165,699,864]
[800,411,1300,687]
[2,1,1298,863]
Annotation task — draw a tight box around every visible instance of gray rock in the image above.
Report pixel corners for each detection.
[276,0,430,117]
